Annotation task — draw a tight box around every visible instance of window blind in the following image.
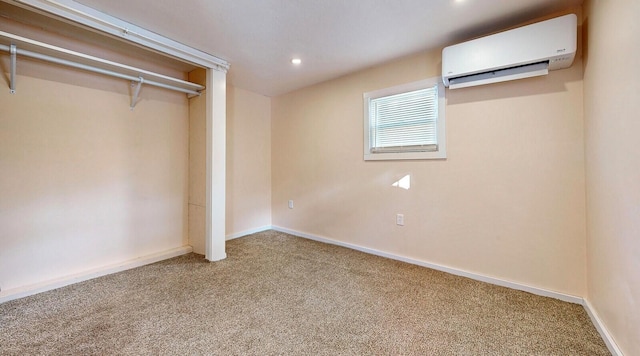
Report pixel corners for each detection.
[369,85,439,153]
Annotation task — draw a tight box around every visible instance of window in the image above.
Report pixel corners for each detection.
[363,77,446,160]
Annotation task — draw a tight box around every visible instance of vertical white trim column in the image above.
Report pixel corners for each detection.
[205,67,227,261]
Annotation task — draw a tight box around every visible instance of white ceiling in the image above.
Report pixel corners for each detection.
[70,0,582,96]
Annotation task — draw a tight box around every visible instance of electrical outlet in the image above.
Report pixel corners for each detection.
[288,200,294,209]
[396,214,404,226]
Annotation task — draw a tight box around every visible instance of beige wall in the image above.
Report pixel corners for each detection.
[0,60,189,292]
[272,44,586,296]
[583,1,640,354]
[4,5,636,352]
[189,81,272,254]
[226,86,272,235]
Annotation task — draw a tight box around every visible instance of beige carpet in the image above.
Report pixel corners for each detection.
[1,230,609,355]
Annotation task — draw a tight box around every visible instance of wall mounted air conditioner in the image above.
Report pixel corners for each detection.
[442,14,577,89]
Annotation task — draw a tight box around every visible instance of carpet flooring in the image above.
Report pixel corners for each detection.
[1,230,609,355]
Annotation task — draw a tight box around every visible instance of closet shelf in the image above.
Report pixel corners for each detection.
[0,30,205,108]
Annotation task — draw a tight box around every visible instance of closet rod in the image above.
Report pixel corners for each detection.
[0,43,201,96]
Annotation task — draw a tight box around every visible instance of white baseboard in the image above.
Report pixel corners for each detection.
[583,299,624,356]
[0,246,193,304]
[272,225,584,305]
[1,226,624,355]
[271,226,627,355]
[226,225,272,241]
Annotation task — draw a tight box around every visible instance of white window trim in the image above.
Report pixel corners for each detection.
[363,77,446,161]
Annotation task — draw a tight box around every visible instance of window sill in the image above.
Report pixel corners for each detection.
[364,150,447,161]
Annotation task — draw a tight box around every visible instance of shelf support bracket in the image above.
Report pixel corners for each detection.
[130,76,144,110]
[9,44,17,94]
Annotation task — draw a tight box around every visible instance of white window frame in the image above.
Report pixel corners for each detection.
[363,77,446,161]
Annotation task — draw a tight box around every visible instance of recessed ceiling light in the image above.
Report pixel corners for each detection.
[291,58,302,65]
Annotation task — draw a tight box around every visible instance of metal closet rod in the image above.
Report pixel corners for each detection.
[0,43,202,96]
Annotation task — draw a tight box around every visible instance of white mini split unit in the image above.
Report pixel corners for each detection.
[442,14,577,89]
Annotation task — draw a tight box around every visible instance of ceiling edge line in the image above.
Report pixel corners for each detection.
[4,0,230,71]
